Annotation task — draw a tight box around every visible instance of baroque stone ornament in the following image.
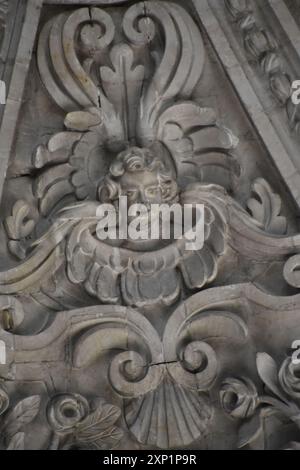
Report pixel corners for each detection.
[46,395,123,450]
[0,394,41,450]
[0,1,238,310]
[1,284,300,449]
[224,0,300,133]
[2,0,300,451]
[220,377,258,419]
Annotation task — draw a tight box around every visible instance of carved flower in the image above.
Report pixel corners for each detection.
[47,394,123,450]
[279,358,300,400]
[220,377,258,419]
[244,27,278,62]
[224,0,249,20]
[0,387,9,416]
[47,393,89,433]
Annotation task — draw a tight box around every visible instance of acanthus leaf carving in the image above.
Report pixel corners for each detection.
[2,395,41,442]
[246,178,287,235]
[256,353,300,436]
[0,395,41,450]
[100,44,145,144]
[4,200,36,260]
[6,432,25,451]
[75,401,123,450]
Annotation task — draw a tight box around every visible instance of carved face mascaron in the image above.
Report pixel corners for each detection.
[99,146,179,206]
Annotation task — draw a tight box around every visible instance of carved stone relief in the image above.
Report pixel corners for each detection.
[1,0,300,450]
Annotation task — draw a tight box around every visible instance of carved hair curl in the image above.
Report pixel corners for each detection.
[98,146,178,203]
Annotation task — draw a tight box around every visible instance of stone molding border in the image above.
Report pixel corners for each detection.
[193,0,300,209]
[0,0,42,201]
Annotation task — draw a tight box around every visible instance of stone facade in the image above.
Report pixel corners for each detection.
[0,0,300,450]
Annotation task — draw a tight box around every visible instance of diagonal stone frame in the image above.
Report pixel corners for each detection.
[193,0,300,210]
[0,1,28,124]
[268,0,300,63]
[0,0,43,202]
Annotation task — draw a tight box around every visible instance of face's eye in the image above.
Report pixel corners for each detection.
[145,186,160,198]
[125,189,137,200]
[123,189,137,201]
[162,181,177,200]
[132,163,142,171]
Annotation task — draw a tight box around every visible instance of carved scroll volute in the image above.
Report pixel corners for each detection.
[38,1,205,145]
[38,7,115,111]
[163,302,249,392]
[72,306,164,397]
[123,1,205,145]
[71,296,249,449]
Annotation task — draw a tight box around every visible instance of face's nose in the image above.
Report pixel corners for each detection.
[137,189,148,204]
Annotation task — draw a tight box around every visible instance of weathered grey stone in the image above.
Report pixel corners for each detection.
[0,0,300,451]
